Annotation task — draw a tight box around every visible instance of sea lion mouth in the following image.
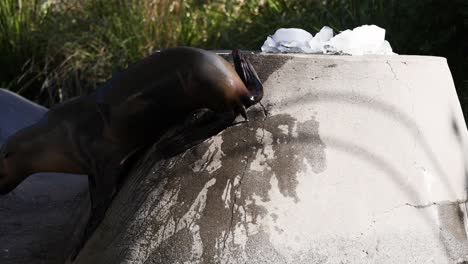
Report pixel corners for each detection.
[232,49,263,107]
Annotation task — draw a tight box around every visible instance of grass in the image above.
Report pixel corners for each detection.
[0,0,467,110]
[0,0,46,94]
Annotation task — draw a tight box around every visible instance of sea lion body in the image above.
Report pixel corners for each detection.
[0,97,105,193]
[0,47,263,255]
[91,47,252,149]
[0,47,261,193]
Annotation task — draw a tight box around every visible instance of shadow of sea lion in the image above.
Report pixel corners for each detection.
[0,89,88,264]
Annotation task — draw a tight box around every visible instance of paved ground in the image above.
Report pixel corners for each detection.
[0,89,88,264]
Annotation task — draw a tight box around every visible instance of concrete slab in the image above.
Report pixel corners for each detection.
[74,53,468,264]
[0,89,88,264]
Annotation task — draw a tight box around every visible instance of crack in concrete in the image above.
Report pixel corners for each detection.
[405,199,468,209]
[199,155,212,172]
[360,199,468,238]
[258,110,269,146]
[259,102,269,121]
[222,157,250,251]
[386,60,398,80]
[259,125,266,145]
[375,198,468,217]
[194,144,217,173]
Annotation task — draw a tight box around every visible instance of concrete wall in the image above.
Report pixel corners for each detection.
[74,53,468,263]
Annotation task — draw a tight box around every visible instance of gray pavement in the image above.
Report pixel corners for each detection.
[0,89,88,264]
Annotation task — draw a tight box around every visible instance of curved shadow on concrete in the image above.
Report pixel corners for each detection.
[322,135,443,240]
[450,115,468,192]
[281,90,458,197]
[450,114,468,240]
[232,129,453,257]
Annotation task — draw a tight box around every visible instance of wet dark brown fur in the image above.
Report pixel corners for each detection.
[0,47,263,257]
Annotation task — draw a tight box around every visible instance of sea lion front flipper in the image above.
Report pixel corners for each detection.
[71,199,113,260]
[158,109,237,158]
[236,104,248,121]
[96,103,111,125]
[119,146,145,167]
[72,171,120,260]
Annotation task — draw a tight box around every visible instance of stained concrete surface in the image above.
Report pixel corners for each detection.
[73,54,468,263]
[0,89,88,264]
[2,53,468,264]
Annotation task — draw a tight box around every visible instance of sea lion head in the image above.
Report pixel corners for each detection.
[197,49,264,121]
[232,49,263,108]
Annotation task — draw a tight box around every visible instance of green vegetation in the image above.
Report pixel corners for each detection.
[1,0,467,112]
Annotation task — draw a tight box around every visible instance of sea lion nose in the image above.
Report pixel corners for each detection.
[247,77,263,103]
[232,49,263,106]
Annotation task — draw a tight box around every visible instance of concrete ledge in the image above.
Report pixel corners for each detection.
[74,53,467,263]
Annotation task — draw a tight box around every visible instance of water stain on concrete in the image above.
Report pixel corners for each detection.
[244,231,288,263]
[438,203,468,260]
[121,110,327,263]
[263,114,327,202]
[143,227,193,264]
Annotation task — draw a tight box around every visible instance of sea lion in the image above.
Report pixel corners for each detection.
[0,47,263,256]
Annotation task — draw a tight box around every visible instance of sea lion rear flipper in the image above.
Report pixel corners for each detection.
[72,172,119,260]
[158,109,236,158]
